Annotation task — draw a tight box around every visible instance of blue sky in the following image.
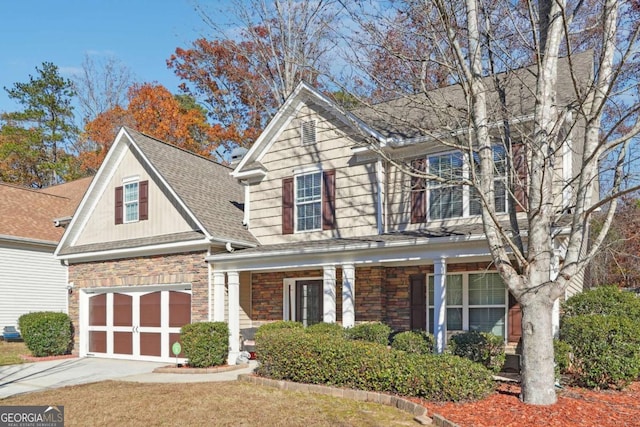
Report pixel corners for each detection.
[0,0,211,115]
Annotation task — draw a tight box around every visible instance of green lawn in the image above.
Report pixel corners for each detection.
[0,340,27,366]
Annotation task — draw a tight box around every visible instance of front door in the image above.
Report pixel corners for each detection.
[410,274,426,330]
[296,280,323,326]
[86,287,190,362]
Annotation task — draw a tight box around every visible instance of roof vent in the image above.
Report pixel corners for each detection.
[230,147,249,166]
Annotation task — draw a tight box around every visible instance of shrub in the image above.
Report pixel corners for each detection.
[18,312,73,357]
[344,322,391,346]
[391,330,434,355]
[562,286,640,322]
[554,339,573,377]
[255,326,494,401]
[448,331,506,373]
[180,322,229,368]
[560,314,640,389]
[306,322,345,337]
[255,321,302,340]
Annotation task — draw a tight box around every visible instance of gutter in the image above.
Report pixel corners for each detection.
[0,234,58,247]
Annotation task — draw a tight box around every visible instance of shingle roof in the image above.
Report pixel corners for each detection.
[0,178,91,244]
[124,128,258,246]
[353,51,593,140]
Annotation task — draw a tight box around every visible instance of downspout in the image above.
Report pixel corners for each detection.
[375,158,386,234]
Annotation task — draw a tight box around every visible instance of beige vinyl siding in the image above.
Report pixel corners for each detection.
[75,148,196,246]
[249,103,379,245]
[0,242,67,329]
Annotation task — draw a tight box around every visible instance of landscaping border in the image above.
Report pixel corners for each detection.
[153,364,245,374]
[238,374,460,426]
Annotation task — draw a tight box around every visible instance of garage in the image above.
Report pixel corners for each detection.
[80,285,191,362]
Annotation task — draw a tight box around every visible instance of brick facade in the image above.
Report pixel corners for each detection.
[67,251,209,354]
[249,262,495,332]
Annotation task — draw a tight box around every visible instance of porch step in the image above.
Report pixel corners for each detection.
[505,342,519,355]
[502,353,521,374]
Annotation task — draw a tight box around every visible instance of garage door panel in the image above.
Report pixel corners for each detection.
[140,332,162,357]
[169,291,191,327]
[89,294,106,326]
[140,292,162,327]
[113,293,133,327]
[114,331,133,355]
[89,331,106,353]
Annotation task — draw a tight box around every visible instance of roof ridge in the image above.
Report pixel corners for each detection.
[123,126,234,171]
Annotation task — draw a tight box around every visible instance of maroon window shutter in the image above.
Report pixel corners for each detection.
[512,144,528,212]
[115,186,123,225]
[322,169,336,230]
[282,177,294,234]
[411,159,427,223]
[139,180,149,221]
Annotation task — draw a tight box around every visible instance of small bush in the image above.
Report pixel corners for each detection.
[561,314,640,389]
[562,286,640,321]
[181,322,229,368]
[306,322,345,337]
[391,330,434,355]
[448,331,506,373]
[344,322,391,346]
[18,312,73,357]
[255,327,494,401]
[255,321,302,339]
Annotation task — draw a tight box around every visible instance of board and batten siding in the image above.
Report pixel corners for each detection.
[75,148,196,246]
[0,243,68,328]
[249,103,379,245]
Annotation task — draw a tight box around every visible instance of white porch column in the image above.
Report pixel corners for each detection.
[323,266,337,323]
[342,263,356,328]
[433,258,447,353]
[227,271,240,365]
[551,250,561,338]
[212,271,226,322]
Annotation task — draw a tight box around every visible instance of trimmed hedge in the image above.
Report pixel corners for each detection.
[306,322,345,337]
[560,314,640,389]
[181,322,229,368]
[448,331,506,373]
[18,312,73,357]
[554,339,573,378]
[344,322,391,346]
[255,327,494,401]
[391,330,434,355]
[562,286,640,321]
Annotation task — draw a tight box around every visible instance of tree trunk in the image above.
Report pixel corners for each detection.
[520,294,557,405]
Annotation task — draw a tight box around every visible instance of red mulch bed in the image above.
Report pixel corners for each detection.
[418,381,640,426]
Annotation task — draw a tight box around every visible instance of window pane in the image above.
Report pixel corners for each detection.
[295,172,322,231]
[447,308,463,330]
[427,275,462,306]
[124,182,138,202]
[469,307,505,337]
[125,202,138,222]
[429,152,463,180]
[469,273,505,305]
[429,186,463,219]
[297,201,321,231]
[124,182,139,222]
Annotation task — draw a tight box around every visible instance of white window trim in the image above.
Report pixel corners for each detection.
[425,147,509,221]
[294,170,323,233]
[123,178,140,224]
[427,271,508,338]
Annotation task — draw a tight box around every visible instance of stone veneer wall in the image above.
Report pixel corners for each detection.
[67,251,209,354]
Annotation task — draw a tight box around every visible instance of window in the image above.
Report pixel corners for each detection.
[124,181,139,223]
[413,146,509,222]
[296,172,322,231]
[427,272,507,338]
[302,120,316,145]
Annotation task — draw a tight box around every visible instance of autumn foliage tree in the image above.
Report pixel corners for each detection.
[79,83,229,174]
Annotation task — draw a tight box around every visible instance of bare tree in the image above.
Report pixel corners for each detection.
[72,54,135,125]
[340,0,640,405]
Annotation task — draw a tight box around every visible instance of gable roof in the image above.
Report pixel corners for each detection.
[0,178,91,245]
[56,127,257,258]
[232,51,593,176]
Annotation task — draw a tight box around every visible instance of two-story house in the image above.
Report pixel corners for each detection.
[57,52,591,364]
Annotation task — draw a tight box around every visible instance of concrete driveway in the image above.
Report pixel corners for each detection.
[0,357,257,399]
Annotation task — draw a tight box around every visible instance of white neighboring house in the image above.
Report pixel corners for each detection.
[0,178,91,330]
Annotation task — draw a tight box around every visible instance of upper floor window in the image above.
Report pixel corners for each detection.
[124,181,139,223]
[115,179,149,225]
[411,147,508,223]
[282,170,335,234]
[301,120,316,145]
[296,172,322,231]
